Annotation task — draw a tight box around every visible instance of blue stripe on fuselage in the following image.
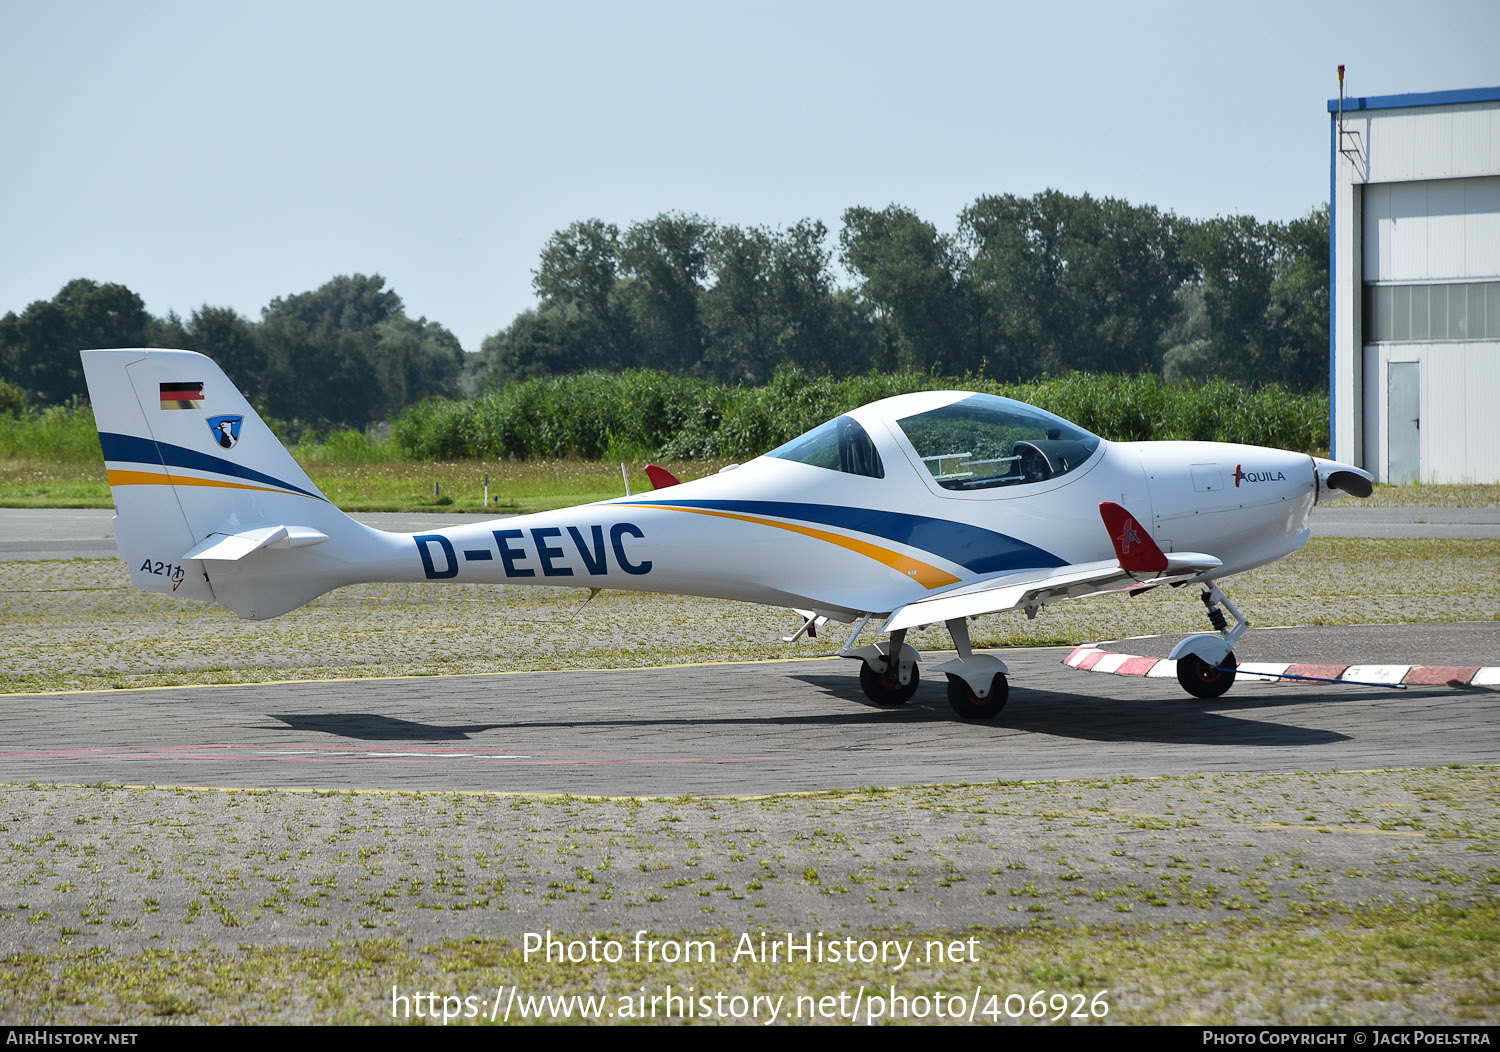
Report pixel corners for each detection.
[97,432,326,501]
[627,499,1063,575]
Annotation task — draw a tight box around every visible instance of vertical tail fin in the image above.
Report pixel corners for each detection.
[81,348,399,619]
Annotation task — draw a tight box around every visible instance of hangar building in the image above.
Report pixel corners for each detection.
[1329,84,1500,483]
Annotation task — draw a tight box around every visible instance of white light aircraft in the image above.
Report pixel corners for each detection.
[81,348,1373,720]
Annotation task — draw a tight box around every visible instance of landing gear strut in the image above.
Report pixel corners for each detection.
[860,658,919,706]
[933,618,1009,720]
[850,627,920,706]
[847,616,1010,720]
[1168,584,1249,700]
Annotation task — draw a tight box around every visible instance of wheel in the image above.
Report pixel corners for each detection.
[1176,652,1237,699]
[860,659,919,706]
[946,672,1008,720]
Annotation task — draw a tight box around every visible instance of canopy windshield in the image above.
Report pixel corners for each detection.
[896,394,1100,490]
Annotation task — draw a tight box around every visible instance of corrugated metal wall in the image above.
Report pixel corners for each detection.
[1339,97,1500,483]
[1362,343,1500,483]
[1359,104,1500,182]
[1363,176,1500,282]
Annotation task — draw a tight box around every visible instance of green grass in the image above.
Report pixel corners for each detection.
[0,456,731,513]
[1,452,1494,513]
[1,771,1495,1024]
[4,900,1495,1024]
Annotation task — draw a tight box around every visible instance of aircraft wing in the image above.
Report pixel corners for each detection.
[880,502,1219,632]
[880,552,1219,632]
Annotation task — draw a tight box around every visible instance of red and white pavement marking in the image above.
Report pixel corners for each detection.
[1064,645,1500,688]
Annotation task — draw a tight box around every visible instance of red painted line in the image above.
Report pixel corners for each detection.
[1284,664,1350,681]
[1075,650,1107,671]
[1065,645,1094,666]
[1403,666,1479,686]
[1115,656,1161,677]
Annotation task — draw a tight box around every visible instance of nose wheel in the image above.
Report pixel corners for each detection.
[1168,584,1250,699]
[1176,652,1238,699]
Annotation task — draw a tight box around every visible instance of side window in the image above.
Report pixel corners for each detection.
[767,416,885,479]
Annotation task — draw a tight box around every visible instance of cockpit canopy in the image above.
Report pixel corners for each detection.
[896,394,1100,489]
[765,393,1101,489]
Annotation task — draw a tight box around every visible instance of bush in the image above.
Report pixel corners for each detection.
[390,369,1331,461]
[0,379,30,418]
[0,400,103,463]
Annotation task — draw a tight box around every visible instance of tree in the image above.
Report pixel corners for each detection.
[0,280,151,405]
[1178,206,1329,388]
[839,205,971,374]
[534,219,637,368]
[703,224,777,382]
[369,315,465,414]
[479,305,598,389]
[255,274,460,427]
[0,378,29,417]
[183,306,267,402]
[620,213,714,373]
[1266,205,1331,390]
[767,220,862,376]
[962,191,1189,379]
[261,273,402,334]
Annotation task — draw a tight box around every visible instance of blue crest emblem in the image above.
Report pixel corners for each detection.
[207,414,243,449]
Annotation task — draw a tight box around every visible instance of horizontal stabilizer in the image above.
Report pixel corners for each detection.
[183,525,329,562]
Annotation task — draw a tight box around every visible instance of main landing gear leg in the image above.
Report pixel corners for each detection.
[1168,583,1249,700]
[852,627,921,706]
[933,617,1010,721]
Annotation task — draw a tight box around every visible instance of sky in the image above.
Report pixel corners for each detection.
[2,0,1498,353]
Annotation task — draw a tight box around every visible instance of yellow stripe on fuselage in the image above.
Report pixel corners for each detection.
[105,468,300,498]
[621,504,961,589]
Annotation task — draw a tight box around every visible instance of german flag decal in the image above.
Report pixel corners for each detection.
[160,382,204,409]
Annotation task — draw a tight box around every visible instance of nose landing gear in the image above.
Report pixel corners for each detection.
[1169,584,1249,699]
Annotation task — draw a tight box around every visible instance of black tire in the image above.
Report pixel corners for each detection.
[946,672,1008,720]
[859,659,919,706]
[1176,652,1237,699]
